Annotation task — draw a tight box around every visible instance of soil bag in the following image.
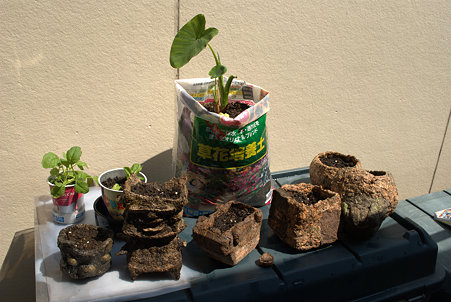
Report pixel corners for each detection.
[173,78,272,216]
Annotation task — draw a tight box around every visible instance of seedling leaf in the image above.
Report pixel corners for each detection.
[75,180,89,194]
[123,167,132,179]
[66,146,82,164]
[170,14,218,68]
[111,183,122,191]
[42,152,59,168]
[209,65,227,78]
[130,163,142,174]
[51,183,65,198]
[76,160,88,170]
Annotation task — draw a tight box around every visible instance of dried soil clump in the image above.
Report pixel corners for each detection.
[331,169,399,240]
[193,201,263,266]
[310,151,361,190]
[57,224,113,279]
[118,174,188,280]
[258,253,274,267]
[268,183,341,251]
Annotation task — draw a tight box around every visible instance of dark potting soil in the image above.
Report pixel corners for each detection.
[370,170,387,177]
[213,205,253,232]
[66,227,108,250]
[103,176,127,190]
[202,101,250,118]
[288,190,323,205]
[131,182,181,199]
[320,155,357,168]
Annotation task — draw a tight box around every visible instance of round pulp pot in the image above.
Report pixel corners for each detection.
[58,224,114,279]
[309,151,361,190]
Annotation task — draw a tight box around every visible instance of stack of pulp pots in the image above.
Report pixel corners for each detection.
[117,174,188,280]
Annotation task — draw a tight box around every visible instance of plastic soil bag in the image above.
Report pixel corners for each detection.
[173,78,272,216]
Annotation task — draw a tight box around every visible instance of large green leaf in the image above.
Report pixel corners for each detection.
[42,152,59,169]
[66,146,81,165]
[170,14,218,68]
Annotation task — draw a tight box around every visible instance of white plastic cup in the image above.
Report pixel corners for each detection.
[98,168,147,220]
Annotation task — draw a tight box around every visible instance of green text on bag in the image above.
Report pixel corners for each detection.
[190,115,267,169]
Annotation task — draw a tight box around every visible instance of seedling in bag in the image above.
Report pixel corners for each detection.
[170,14,236,114]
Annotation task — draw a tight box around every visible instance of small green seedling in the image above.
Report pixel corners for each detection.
[110,163,144,191]
[42,146,93,198]
[170,14,236,114]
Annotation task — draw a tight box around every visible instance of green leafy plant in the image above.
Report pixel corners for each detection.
[42,146,93,198]
[110,163,144,191]
[170,14,236,114]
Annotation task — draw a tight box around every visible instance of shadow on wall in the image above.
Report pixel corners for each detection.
[141,149,173,183]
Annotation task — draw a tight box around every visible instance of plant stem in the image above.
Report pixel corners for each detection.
[207,44,225,113]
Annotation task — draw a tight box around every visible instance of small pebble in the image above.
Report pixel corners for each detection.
[82,264,96,274]
[67,257,77,266]
[258,253,274,267]
[101,253,112,263]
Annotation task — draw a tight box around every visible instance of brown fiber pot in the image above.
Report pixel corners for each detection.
[192,200,263,266]
[268,183,341,251]
[57,224,114,279]
[331,169,399,240]
[309,151,361,190]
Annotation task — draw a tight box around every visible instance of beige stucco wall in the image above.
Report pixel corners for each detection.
[1,1,450,267]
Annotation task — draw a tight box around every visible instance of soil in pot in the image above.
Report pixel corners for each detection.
[268,183,341,251]
[102,176,127,189]
[320,155,357,168]
[192,201,263,266]
[202,101,250,118]
[310,151,361,190]
[212,204,254,232]
[58,224,114,279]
[288,189,323,205]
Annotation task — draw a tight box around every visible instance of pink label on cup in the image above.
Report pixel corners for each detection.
[49,185,82,206]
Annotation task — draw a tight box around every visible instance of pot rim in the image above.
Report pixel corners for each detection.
[58,224,113,252]
[98,168,147,193]
[47,176,76,188]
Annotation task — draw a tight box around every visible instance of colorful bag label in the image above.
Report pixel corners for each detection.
[190,115,267,169]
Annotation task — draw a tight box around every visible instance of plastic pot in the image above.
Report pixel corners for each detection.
[98,168,147,221]
[48,178,85,224]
